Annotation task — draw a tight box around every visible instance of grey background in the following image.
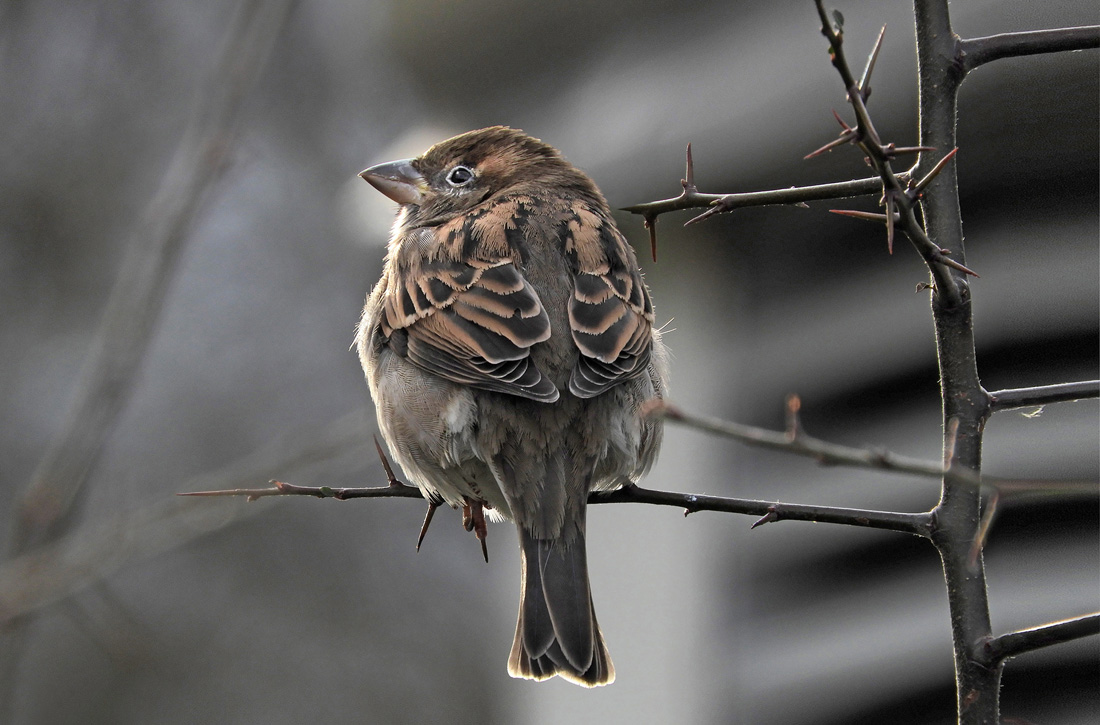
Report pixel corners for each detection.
[1,1,1096,723]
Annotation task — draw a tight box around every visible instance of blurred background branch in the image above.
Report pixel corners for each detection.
[0,412,364,625]
[1,0,294,718]
[6,0,295,557]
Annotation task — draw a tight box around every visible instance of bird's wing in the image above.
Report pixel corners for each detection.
[563,204,655,398]
[379,222,557,402]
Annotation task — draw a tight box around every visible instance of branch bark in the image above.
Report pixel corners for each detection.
[911,1,1000,721]
[988,380,1100,413]
[621,175,885,220]
[591,484,932,536]
[181,477,934,536]
[959,26,1100,74]
[980,614,1100,665]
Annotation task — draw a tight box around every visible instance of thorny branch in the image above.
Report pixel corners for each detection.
[624,8,984,303]
[179,395,1094,540]
[620,159,886,222]
[812,0,973,302]
[620,3,1098,722]
[183,473,933,538]
[590,484,930,535]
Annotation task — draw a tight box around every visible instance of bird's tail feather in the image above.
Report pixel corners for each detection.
[507,527,614,687]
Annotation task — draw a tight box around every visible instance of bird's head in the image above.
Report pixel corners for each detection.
[360,126,601,226]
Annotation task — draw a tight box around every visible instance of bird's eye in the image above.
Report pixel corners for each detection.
[446,165,475,187]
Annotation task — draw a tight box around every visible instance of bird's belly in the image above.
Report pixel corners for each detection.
[370,347,511,517]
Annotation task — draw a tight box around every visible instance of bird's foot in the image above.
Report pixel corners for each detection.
[461,498,489,563]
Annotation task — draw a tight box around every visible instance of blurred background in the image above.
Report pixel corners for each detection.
[1,0,1096,723]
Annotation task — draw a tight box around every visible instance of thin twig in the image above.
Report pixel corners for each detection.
[591,484,932,536]
[179,478,424,501]
[176,453,933,537]
[981,614,1100,665]
[959,26,1100,74]
[988,380,1100,413]
[650,400,961,480]
[650,400,1098,497]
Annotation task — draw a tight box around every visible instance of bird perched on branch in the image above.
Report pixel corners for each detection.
[356,126,667,686]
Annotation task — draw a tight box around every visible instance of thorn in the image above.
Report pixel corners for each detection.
[884,195,896,254]
[683,142,696,192]
[804,130,857,160]
[462,498,489,563]
[943,417,961,471]
[933,250,980,278]
[644,214,658,263]
[416,499,441,552]
[859,24,886,101]
[685,201,726,226]
[751,507,779,529]
[910,148,959,197]
[968,490,999,569]
[794,201,810,209]
[373,435,403,487]
[831,109,853,132]
[829,209,890,222]
[784,394,803,442]
[915,281,935,293]
[888,145,935,158]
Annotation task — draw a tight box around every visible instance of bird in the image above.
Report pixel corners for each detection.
[356,126,667,687]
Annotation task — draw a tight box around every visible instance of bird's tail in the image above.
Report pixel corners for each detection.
[507,526,615,687]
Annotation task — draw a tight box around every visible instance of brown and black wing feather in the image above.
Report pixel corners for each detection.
[563,205,655,398]
[380,248,557,402]
[380,194,652,403]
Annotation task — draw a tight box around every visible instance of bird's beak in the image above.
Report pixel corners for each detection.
[359,159,426,205]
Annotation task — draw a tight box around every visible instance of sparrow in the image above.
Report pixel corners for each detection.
[356,126,667,687]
